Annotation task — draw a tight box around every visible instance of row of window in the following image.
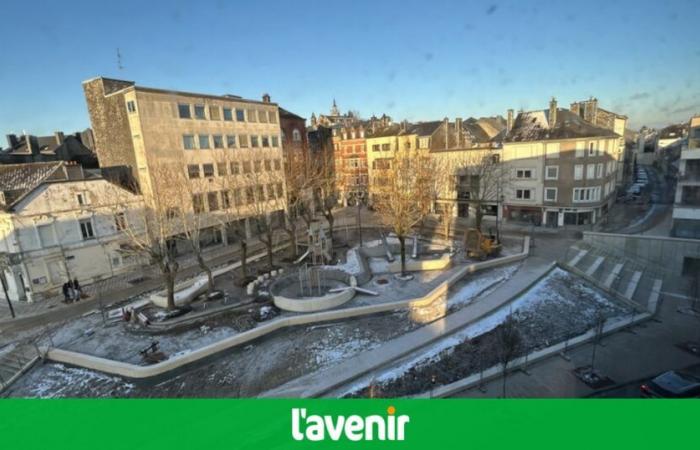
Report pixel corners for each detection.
[192,184,284,213]
[544,141,614,159]
[183,133,279,150]
[177,103,277,124]
[187,159,282,179]
[520,186,603,203]
[516,161,617,182]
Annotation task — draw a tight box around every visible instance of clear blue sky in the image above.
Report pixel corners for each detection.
[1,0,699,137]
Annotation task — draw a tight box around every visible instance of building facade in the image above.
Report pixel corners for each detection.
[672,115,700,239]
[332,125,368,205]
[0,162,143,302]
[83,77,287,241]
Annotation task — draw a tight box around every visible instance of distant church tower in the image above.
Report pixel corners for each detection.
[331,99,340,116]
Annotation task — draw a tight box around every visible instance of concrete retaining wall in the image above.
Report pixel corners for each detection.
[44,237,530,380]
[272,272,358,313]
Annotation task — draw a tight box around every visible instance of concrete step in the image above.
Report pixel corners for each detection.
[624,271,642,299]
[568,249,588,267]
[604,262,625,288]
[585,256,605,277]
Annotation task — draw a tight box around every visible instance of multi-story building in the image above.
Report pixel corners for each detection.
[332,124,367,205]
[570,98,627,185]
[503,98,621,227]
[310,100,359,129]
[83,77,286,241]
[672,115,700,239]
[279,107,309,170]
[0,162,143,302]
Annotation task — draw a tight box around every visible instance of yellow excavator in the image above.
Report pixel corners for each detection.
[463,228,502,260]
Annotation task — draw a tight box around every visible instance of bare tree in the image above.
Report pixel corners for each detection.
[370,148,435,276]
[279,149,316,260]
[494,313,522,398]
[116,163,184,310]
[312,151,340,241]
[590,307,606,372]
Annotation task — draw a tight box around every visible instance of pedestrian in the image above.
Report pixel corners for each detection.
[62,282,70,303]
[72,278,82,301]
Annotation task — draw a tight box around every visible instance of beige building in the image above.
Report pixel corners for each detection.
[672,115,700,239]
[0,162,144,302]
[503,99,621,227]
[83,77,286,242]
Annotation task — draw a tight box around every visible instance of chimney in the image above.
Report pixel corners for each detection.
[54,131,65,146]
[6,134,18,148]
[583,97,598,124]
[262,93,271,103]
[570,102,580,117]
[443,117,449,150]
[549,97,558,128]
[455,117,463,147]
[27,136,40,155]
[507,109,514,132]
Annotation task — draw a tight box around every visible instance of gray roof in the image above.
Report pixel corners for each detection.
[506,108,618,142]
[0,162,64,208]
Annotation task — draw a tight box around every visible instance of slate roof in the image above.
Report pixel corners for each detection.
[505,108,618,142]
[0,162,64,208]
[279,107,306,121]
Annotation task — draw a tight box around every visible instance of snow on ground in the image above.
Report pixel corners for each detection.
[448,264,520,308]
[324,247,363,275]
[338,267,631,396]
[18,363,135,398]
[305,325,383,368]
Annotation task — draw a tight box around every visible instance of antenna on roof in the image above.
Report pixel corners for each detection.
[116,48,124,71]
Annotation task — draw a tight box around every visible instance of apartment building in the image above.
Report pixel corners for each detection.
[0,162,143,302]
[672,115,700,239]
[83,77,286,242]
[332,124,368,206]
[503,98,621,227]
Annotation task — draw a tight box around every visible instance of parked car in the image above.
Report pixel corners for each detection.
[640,371,700,398]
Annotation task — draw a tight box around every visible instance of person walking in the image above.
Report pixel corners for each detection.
[62,281,71,303]
[72,278,82,301]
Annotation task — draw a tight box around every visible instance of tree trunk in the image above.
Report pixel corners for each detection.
[475,205,483,232]
[501,362,508,398]
[240,240,248,278]
[325,210,334,240]
[266,233,274,269]
[286,227,298,259]
[398,234,406,277]
[164,270,176,311]
[196,253,215,294]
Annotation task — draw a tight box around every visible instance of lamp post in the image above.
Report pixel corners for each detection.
[357,191,364,247]
[0,253,16,319]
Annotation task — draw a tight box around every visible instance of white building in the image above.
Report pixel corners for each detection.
[672,115,700,239]
[0,162,144,302]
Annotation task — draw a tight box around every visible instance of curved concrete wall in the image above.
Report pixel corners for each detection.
[272,273,358,313]
[45,237,530,380]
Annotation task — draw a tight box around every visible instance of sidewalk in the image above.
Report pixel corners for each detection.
[260,250,555,398]
[451,293,700,398]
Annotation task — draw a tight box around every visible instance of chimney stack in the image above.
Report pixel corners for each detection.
[583,97,598,124]
[262,93,271,103]
[507,109,514,132]
[443,117,449,150]
[5,134,18,148]
[455,117,463,147]
[54,131,65,146]
[549,97,558,128]
[27,136,40,155]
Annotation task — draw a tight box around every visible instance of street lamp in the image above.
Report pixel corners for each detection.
[0,253,16,319]
[357,191,364,247]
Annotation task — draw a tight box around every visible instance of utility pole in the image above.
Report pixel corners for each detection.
[0,253,16,319]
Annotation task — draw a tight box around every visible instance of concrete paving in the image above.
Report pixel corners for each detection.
[260,250,556,398]
[451,293,700,398]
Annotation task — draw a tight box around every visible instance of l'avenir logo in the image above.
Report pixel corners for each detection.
[291,406,410,441]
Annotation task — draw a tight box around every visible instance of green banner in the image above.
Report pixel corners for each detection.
[1,399,695,449]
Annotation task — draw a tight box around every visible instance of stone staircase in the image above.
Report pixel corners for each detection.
[0,343,42,393]
[562,242,665,312]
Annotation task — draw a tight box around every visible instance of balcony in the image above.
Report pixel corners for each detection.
[673,204,700,220]
[679,171,700,182]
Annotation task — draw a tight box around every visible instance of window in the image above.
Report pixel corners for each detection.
[596,163,604,179]
[194,105,206,120]
[183,134,196,150]
[267,184,276,200]
[126,101,136,113]
[76,192,89,206]
[230,162,240,175]
[213,135,224,149]
[573,187,601,203]
[245,187,255,204]
[381,143,390,151]
[253,160,262,172]
[192,194,205,213]
[544,188,557,202]
[236,109,245,121]
[274,159,281,170]
[243,161,251,174]
[516,169,533,179]
[251,135,259,148]
[221,190,231,209]
[586,164,595,179]
[178,103,191,119]
[198,134,210,149]
[271,135,279,147]
[372,144,380,152]
[575,141,585,158]
[207,192,219,211]
[264,159,272,171]
[187,164,200,179]
[239,134,249,147]
[546,142,560,158]
[419,137,430,148]
[258,110,268,123]
[516,189,532,200]
[247,109,257,122]
[292,129,301,142]
[588,142,595,156]
[545,166,559,180]
[268,111,277,123]
[226,135,236,148]
[262,136,270,147]
[114,212,127,231]
[232,189,242,205]
[276,183,284,198]
[79,219,95,240]
[223,108,233,121]
[209,106,221,120]
[217,163,227,176]
[574,164,583,180]
[256,185,264,201]
[203,163,215,177]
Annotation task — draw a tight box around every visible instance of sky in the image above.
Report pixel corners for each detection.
[1,0,699,137]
